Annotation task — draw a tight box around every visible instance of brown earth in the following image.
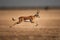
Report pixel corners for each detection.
[0,9,60,40]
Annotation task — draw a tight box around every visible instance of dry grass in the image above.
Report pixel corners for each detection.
[0,9,60,40]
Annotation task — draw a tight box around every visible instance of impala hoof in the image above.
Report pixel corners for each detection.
[35,24,38,26]
[9,26,12,28]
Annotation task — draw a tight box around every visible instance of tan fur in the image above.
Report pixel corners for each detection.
[10,10,40,27]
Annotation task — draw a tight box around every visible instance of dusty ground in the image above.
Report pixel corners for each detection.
[0,9,60,40]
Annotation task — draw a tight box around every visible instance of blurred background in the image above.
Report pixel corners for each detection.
[0,0,60,40]
[0,0,60,8]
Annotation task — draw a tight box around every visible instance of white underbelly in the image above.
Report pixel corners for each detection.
[25,20,30,22]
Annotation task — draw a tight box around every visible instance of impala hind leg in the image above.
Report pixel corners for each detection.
[9,22,20,28]
[9,18,22,28]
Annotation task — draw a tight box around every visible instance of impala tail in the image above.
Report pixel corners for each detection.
[12,18,16,21]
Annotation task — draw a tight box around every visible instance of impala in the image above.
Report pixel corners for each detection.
[10,9,40,27]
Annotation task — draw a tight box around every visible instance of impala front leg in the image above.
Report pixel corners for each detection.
[30,19,34,23]
[35,23,38,26]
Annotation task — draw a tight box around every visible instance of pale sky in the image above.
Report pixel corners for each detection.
[0,0,60,7]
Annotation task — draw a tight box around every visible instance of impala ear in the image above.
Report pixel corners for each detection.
[37,9,40,14]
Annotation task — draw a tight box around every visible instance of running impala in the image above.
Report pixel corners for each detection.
[10,10,40,27]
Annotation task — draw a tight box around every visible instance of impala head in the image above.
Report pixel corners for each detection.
[34,10,40,18]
